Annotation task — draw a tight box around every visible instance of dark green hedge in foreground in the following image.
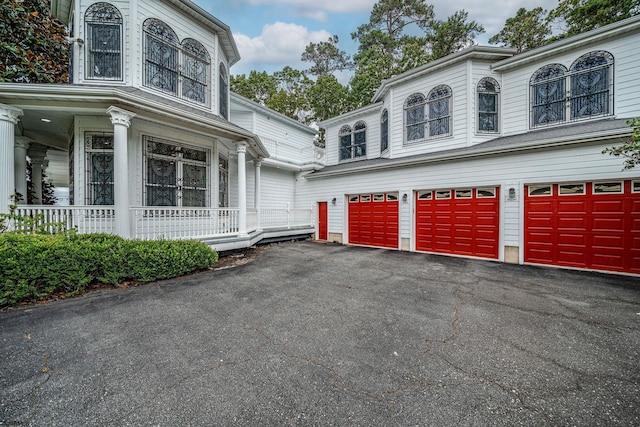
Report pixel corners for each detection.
[0,233,218,307]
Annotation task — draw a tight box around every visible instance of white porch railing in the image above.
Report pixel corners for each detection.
[10,205,314,240]
[14,206,115,234]
[131,207,239,240]
[261,208,314,229]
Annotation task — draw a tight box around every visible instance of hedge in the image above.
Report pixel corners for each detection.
[0,233,218,307]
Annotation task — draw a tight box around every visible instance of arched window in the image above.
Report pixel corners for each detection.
[353,121,367,158]
[181,39,210,104]
[405,93,426,142]
[427,85,451,137]
[143,19,179,95]
[339,125,352,161]
[570,51,613,119]
[380,109,389,152]
[530,64,567,127]
[85,2,122,80]
[477,77,500,133]
[219,63,228,119]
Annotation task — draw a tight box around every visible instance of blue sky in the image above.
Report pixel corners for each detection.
[193,0,559,79]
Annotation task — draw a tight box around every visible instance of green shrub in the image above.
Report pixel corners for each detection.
[0,234,218,307]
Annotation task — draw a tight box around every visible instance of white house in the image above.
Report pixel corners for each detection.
[1,1,639,275]
[0,0,322,251]
[296,16,640,276]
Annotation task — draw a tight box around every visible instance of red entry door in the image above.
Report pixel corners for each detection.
[318,201,328,240]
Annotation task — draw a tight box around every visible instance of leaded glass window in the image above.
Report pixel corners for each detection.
[353,121,367,158]
[143,19,179,95]
[380,109,389,152]
[339,125,352,161]
[477,77,500,133]
[218,154,228,207]
[428,85,451,137]
[405,93,426,142]
[570,51,613,120]
[85,132,114,205]
[181,39,210,104]
[86,3,122,80]
[219,63,228,119]
[143,136,209,207]
[531,64,567,127]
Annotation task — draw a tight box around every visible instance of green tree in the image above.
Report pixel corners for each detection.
[0,0,69,83]
[348,45,394,108]
[307,75,350,123]
[488,7,551,52]
[301,35,353,77]
[230,71,277,106]
[548,0,640,37]
[603,118,640,170]
[351,0,435,74]
[426,10,485,60]
[268,66,313,123]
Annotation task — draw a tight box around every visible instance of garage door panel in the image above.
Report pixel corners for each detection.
[349,193,398,249]
[416,187,499,259]
[557,200,587,213]
[592,199,625,212]
[525,180,640,274]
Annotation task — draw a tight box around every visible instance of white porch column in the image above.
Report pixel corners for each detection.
[236,142,248,235]
[107,106,136,238]
[254,159,262,229]
[0,105,23,213]
[14,137,31,204]
[28,144,48,205]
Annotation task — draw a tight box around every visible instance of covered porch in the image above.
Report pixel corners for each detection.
[0,85,315,250]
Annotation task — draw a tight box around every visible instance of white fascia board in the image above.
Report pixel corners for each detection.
[262,157,324,171]
[230,93,317,135]
[318,102,384,128]
[166,0,241,65]
[372,46,516,102]
[492,15,640,71]
[305,128,630,179]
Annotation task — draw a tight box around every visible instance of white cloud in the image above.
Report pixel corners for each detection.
[431,0,559,44]
[239,0,375,21]
[233,22,332,73]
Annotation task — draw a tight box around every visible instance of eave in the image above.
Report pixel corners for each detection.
[492,15,640,72]
[0,83,267,158]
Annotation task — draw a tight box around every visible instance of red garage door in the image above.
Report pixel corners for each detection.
[415,187,500,259]
[525,180,640,274]
[348,193,399,249]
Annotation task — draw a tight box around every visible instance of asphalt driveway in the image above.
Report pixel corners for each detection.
[1,241,639,426]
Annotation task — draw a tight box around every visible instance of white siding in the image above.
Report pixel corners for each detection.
[297,141,640,257]
[261,167,296,209]
[501,30,640,135]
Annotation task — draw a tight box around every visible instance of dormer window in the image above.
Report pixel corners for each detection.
[143,19,211,106]
[530,51,613,128]
[219,63,228,119]
[339,122,367,161]
[380,109,389,153]
[405,93,426,142]
[531,64,567,127]
[85,2,122,80]
[570,51,613,120]
[477,77,500,133]
[427,85,451,137]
